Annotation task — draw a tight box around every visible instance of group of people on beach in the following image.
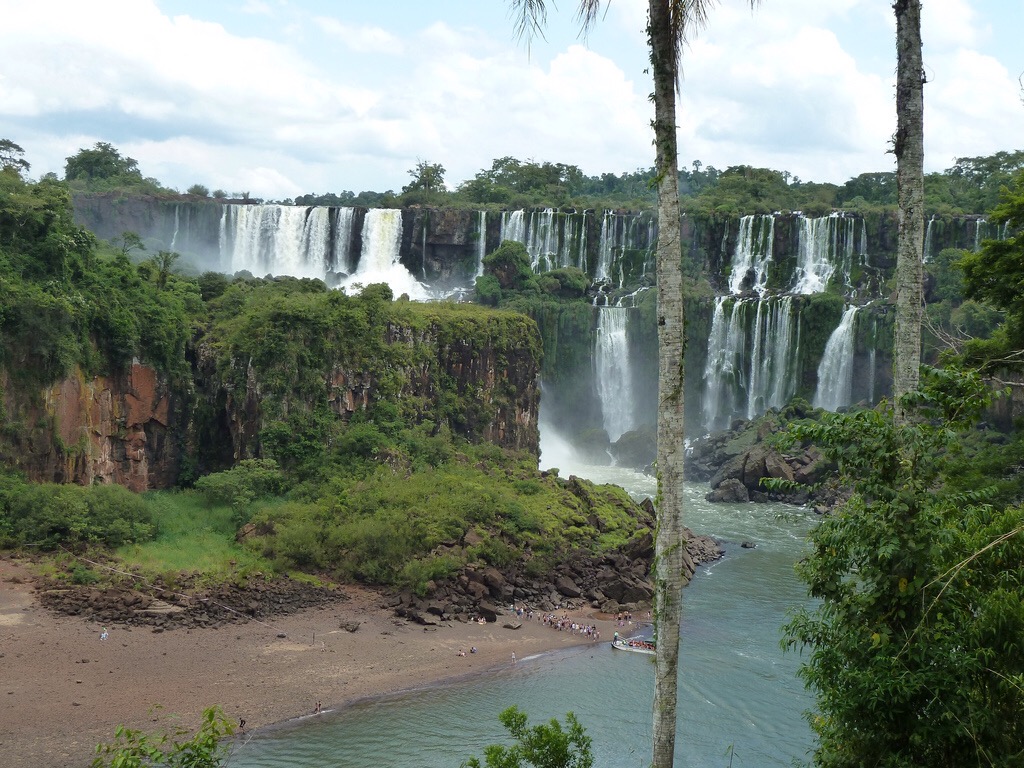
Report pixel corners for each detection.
[539,613,601,641]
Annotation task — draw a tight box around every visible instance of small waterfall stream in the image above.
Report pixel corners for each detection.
[813,305,859,411]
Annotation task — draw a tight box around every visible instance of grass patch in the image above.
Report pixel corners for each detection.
[117,491,273,580]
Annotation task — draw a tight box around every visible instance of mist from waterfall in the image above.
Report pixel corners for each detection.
[813,305,859,411]
[342,209,427,299]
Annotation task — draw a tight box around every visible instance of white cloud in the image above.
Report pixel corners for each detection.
[0,0,1018,197]
[315,17,404,55]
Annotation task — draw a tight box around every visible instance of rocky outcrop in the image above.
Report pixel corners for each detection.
[38,572,346,630]
[0,363,180,491]
[687,411,839,508]
[391,486,723,624]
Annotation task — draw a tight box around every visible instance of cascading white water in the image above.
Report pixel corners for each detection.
[597,212,614,282]
[924,214,935,263]
[595,212,656,287]
[813,305,859,412]
[793,213,857,294]
[859,218,869,265]
[300,207,331,276]
[170,205,181,251]
[595,306,633,442]
[500,210,526,245]
[331,207,355,274]
[475,211,487,277]
[340,209,428,299]
[219,204,328,279]
[728,214,775,295]
[499,209,591,273]
[702,297,746,433]
[702,296,800,433]
[748,296,799,419]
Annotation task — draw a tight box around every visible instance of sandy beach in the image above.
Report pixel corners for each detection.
[0,557,620,767]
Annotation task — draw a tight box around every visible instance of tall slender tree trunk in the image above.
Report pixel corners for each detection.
[649,2,691,766]
[893,0,924,424]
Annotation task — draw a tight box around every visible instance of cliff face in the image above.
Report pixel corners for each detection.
[2,310,541,489]
[1,363,179,491]
[212,318,541,465]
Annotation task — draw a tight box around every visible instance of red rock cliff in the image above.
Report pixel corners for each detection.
[1,363,179,491]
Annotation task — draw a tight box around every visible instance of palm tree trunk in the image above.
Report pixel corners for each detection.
[649,2,692,766]
[893,0,924,424]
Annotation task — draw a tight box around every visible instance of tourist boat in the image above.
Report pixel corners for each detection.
[611,637,656,655]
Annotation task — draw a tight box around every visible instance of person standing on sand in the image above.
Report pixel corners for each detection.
[511,652,516,664]
[100,627,108,640]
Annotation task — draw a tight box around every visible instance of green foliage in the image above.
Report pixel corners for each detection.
[781,367,1024,767]
[63,142,168,197]
[117,491,271,579]
[0,171,193,390]
[247,442,644,589]
[193,459,287,527]
[462,706,593,768]
[92,705,234,768]
[483,240,537,291]
[186,184,210,197]
[0,476,154,550]
[958,169,1024,367]
[0,139,30,176]
[400,160,447,202]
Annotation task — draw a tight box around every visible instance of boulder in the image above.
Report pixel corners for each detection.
[706,478,749,503]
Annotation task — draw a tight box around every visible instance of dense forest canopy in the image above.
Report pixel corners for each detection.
[49,139,1024,216]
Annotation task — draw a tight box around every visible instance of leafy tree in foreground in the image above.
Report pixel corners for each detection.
[92,705,234,767]
[780,367,1024,767]
[462,706,593,768]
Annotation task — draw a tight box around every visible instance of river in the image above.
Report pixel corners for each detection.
[226,436,817,767]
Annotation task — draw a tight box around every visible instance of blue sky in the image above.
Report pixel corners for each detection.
[0,0,1020,199]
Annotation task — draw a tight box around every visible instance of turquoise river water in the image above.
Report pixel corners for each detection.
[225,453,818,768]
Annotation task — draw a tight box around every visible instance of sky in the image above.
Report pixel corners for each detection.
[0,0,1020,200]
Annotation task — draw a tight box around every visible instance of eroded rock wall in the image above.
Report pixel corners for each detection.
[1,363,179,491]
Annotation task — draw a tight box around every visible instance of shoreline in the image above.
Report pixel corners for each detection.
[0,558,622,767]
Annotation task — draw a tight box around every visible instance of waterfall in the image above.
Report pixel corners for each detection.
[300,207,332,276]
[793,213,857,294]
[331,207,356,274]
[595,306,634,442]
[859,218,869,266]
[500,210,526,246]
[219,204,328,279]
[342,209,428,299]
[757,296,799,416]
[702,296,800,433]
[729,214,775,295]
[597,212,614,282]
[476,211,487,277]
[595,212,656,287]
[813,306,859,412]
[923,215,935,263]
[170,205,181,251]
[702,297,747,433]
[499,209,591,273]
